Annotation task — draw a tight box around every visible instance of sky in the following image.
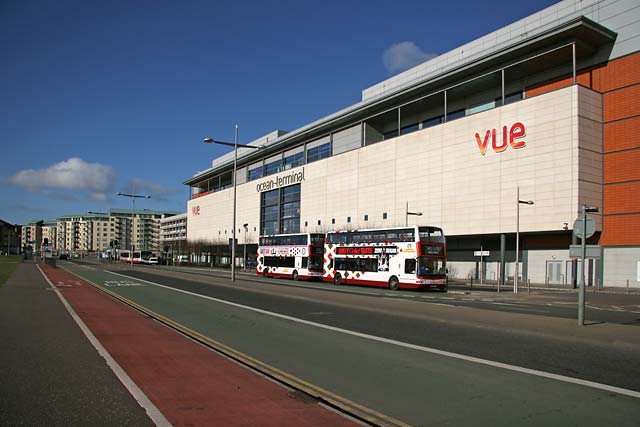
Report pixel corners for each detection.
[0,0,558,225]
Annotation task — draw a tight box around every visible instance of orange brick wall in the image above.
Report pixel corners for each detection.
[604,116,640,153]
[592,53,640,92]
[600,215,640,246]
[603,84,640,122]
[604,182,640,215]
[604,150,640,184]
[527,53,640,246]
[525,72,593,98]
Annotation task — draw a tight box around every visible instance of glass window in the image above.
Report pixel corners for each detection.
[260,184,301,235]
[400,123,420,135]
[264,156,282,176]
[248,161,264,181]
[283,150,304,170]
[383,129,398,140]
[447,109,465,121]
[496,91,524,106]
[405,259,416,274]
[220,171,232,188]
[307,143,331,163]
[417,258,446,276]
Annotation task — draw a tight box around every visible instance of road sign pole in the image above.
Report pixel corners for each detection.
[578,205,586,326]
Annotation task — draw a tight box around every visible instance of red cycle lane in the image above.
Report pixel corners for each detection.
[40,265,359,427]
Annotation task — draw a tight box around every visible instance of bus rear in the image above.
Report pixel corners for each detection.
[257,233,324,280]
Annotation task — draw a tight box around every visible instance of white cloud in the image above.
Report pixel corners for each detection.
[121,178,178,202]
[7,158,115,200]
[383,41,436,74]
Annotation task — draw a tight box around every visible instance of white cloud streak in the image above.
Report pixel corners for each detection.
[121,178,178,202]
[6,158,115,200]
[383,41,437,74]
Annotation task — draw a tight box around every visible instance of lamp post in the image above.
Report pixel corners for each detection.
[514,186,534,294]
[177,231,184,266]
[243,223,249,272]
[405,201,423,227]
[578,205,599,326]
[116,184,150,267]
[204,127,264,282]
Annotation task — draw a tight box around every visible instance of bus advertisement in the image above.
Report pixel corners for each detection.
[324,226,447,291]
[257,233,324,280]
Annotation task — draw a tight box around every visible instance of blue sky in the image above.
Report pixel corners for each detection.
[0,0,557,225]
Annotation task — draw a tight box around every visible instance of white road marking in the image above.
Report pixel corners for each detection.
[104,270,640,399]
[37,266,172,427]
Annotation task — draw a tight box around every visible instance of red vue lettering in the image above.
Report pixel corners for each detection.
[475,122,526,155]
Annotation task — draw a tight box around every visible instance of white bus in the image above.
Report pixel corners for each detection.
[257,233,325,280]
[324,226,447,291]
[119,250,152,264]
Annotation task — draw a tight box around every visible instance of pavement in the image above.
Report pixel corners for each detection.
[0,261,361,427]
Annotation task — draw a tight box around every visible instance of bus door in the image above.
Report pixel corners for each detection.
[401,257,417,283]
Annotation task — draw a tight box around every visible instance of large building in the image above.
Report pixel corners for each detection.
[26,209,181,254]
[184,0,640,288]
[160,213,187,257]
[0,219,20,255]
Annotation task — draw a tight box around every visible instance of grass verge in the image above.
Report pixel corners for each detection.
[0,255,21,287]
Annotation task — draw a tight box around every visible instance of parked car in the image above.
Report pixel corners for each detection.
[59,253,68,260]
[175,255,189,265]
[147,257,158,265]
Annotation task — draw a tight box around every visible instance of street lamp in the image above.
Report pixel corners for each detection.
[243,223,249,272]
[116,184,150,267]
[578,205,599,326]
[405,201,423,227]
[204,126,264,282]
[514,186,534,294]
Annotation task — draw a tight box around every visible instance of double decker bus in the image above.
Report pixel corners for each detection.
[257,233,325,280]
[324,226,447,291]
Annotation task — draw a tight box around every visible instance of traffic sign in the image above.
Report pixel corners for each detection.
[573,215,596,239]
[473,250,490,257]
[569,245,602,259]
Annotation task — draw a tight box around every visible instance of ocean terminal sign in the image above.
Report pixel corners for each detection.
[256,167,305,192]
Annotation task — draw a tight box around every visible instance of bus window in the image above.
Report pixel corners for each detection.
[308,255,323,271]
[405,259,416,274]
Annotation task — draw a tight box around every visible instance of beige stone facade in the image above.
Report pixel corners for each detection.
[187,86,602,243]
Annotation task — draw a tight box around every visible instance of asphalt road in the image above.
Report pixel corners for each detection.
[106,267,640,392]
[85,260,640,326]
[58,262,640,426]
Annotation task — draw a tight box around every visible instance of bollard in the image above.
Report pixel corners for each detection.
[628,280,630,294]
[527,278,530,294]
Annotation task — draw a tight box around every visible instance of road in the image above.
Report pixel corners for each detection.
[58,261,640,426]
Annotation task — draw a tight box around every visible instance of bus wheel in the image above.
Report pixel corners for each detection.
[333,273,342,286]
[292,270,299,281]
[388,276,400,290]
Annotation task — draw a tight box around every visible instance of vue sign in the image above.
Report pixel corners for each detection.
[475,122,525,156]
